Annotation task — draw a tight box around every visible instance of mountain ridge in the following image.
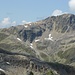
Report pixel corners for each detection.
[0,14,75,75]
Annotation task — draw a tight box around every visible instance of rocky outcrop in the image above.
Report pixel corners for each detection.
[0,48,75,75]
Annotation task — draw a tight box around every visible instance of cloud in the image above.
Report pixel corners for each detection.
[1,18,10,25]
[21,20,31,25]
[0,17,31,28]
[52,10,63,16]
[52,9,68,16]
[69,0,75,11]
[12,21,16,26]
[0,17,17,28]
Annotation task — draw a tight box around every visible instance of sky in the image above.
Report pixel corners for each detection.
[0,0,75,28]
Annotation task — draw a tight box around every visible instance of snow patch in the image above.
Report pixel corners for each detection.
[45,34,54,41]
[30,43,34,49]
[17,38,22,41]
[30,43,33,46]
[6,62,10,65]
[35,39,40,42]
[49,34,51,38]
[0,68,5,72]
[24,25,28,28]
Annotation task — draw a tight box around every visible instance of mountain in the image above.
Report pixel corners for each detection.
[0,14,75,75]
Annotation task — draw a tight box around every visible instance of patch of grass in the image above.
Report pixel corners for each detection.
[57,51,63,58]
[36,45,47,50]
[46,70,54,75]
[0,32,9,41]
[40,53,49,61]
[57,47,75,63]
[0,43,35,56]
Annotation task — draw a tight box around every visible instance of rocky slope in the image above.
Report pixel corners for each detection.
[0,48,75,75]
[0,14,75,75]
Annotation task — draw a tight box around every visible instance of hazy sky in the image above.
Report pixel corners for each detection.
[0,0,75,28]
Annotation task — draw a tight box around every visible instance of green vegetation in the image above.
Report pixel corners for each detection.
[36,45,47,50]
[0,42,35,56]
[0,32,9,41]
[40,53,49,61]
[36,41,48,50]
[46,70,54,75]
[57,51,63,58]
[57,47,75,63]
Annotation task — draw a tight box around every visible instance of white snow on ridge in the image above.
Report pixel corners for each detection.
[24,25,28,28]
[44,34,54,41]
[35,39,40,42]
[17,38,22,41]
[0,68,5,72]
[30,43,34,49]
[6,62,10,65]
[49,34,51,38]
[24,23,32,28]
[45,38,54,41]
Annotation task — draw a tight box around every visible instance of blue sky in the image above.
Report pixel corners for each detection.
[0,0,75,28]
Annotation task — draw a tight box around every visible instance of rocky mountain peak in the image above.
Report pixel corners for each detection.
[1,14,75,43]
